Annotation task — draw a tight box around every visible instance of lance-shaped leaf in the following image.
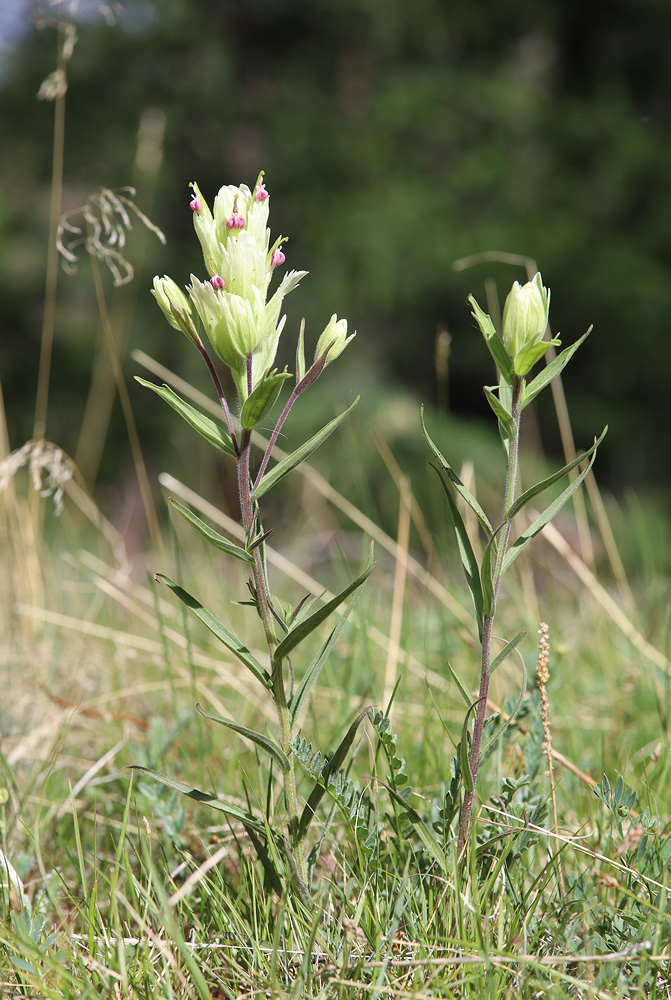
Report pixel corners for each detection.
[168,498,254,564]
[196,704,289,771]
[506,426,607,521]
[431,463,484,641]
[421,408,493,535]
[483,386,516,441]
[155,573,270,687]
[274,542,374,665]
[252,397,359,499]
[295,318,306,384]
[479,532,498,618]
[296,709,369,840]
[135,378,235,455]
[447,661,474,708]
[469,295,515,386]
[240,369,293,430]
[520,329,591,411]
[460,703,477,794]
[488,630,526,676]
[290,585,367,726]
[502,433,604,574]
[129,766,266,833]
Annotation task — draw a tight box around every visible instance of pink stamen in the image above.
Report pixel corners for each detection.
[255,180,269,203]
[190,197,203,212]
[210,274,225,290]
[270,248,285,268]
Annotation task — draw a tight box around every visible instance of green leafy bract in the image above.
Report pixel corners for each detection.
[240,369,292,430]
[520,329,591,410]
[135,378,235,455]
[484,387,516,440]
[468,295,515,385]
[252,397,359,499]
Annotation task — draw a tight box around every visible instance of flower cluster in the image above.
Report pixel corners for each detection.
[152,173,353,405]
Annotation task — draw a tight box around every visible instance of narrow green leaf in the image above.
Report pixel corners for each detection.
[506,427,607,520]
[240,369,292,430]
[468,295,515,385]
[296,318,306,383]
[291,585,367,726]
[169,498,254,564]
[135,378,235,455]
[521,329,591,410]
[483,387,516,440]
[447,662,473,708]
[252,397,359,499]
[421,408,493,534]
[195,704,289,771]
[488,630,526,676]
[274,542,374,665]
[502,435,603,574]
[297,709,369,840]
[513,335,561,377]
[129,766,266,833]
[155,573,270,687]
[431,463,484,641]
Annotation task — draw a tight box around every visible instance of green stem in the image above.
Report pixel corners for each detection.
[237,427,310,897]
[458,376,522,855]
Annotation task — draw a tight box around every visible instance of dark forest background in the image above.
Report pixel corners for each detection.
[1,0,670,536]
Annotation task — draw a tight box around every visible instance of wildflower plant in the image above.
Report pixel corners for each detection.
[136,173,369,905]
[421,273,606,855]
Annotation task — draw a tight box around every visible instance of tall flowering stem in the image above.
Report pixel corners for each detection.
[424,271,601,863]
[145,174,358,904]
[458,375,523,854]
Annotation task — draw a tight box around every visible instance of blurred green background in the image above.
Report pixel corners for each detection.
[1,0,670,533]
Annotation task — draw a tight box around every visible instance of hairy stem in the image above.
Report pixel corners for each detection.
[198,343,238,455]
[458,376,522,855]
[237,426,309,896]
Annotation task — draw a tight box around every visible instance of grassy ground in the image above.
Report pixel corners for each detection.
[1,408,670,998]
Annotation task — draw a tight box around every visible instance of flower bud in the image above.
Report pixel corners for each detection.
[210,274,225,290]
[315,314,355,366]
[152,275,201,347]
[502,272,552,375]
